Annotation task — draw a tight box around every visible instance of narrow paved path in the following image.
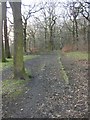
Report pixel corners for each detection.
[2,52,88,118]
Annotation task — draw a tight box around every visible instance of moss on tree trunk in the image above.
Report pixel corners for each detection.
[10,2,26,79]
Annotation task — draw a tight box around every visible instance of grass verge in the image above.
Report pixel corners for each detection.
[0,55,39,71]
[57,52,69,85]
[65,51,88,60]
[1,55,38,100]
[2,79,29,100]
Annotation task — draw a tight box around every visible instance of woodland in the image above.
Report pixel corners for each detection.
[1,0,90,118]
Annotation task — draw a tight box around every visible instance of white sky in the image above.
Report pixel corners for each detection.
[22,0,42,5]
[7,0,69,23]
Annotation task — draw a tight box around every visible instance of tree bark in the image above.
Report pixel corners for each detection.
[75,18,79,50]
[83,19,86,44]
[33,36,36,48]
[2,2,6,62]
[44,27,47,49]
[9,2,25,79]
[2,37,6,62]
[4,20,11,58]
[49,27,53,51]
[88,21,90,52]
[72,20,75,45]
[23,20,27,53]
[3,2,11,58]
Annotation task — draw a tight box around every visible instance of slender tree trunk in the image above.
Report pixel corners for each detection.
[10,2,25,79]
[53,25,55,49]
[3,2,11,58]
[4,18,11,58]
[75,18,79,50]
[72,20,75,47]
[2,2,6,62]
[33,36,36,48]
[23,20,27,53]
[2,37,6,62]
[49,27,53,51]
[83,19,86,44]
[44,27,47,49]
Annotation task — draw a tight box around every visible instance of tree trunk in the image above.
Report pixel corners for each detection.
[31,31,36,49]
[83,19,86,44]
[88,22,90,52]
[9,2,25,79]
[49,27,53,51]
[2,37,6,62]
[72,20,75,47]
[44,27,47,49]
[75,18,79,50]
[4,18,11,58]
[2,2,6,62]
[3,2,11,58]
[23,20,27,53]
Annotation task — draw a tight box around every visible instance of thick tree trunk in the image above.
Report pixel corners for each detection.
[0,4,2,62]
[88,22,90,52]
[10,2,25,79]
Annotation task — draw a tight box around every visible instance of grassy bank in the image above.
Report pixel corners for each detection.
[65,51,88,60]
[0,55,39,71]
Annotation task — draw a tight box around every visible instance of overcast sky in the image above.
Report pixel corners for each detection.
[7,0,76,31]
[7,0,69,23]
[22,0,74,6]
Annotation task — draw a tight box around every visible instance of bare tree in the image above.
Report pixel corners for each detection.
[22,3,44,53]
[27,24,37,49]
[79,1,90,22]
[47,1,57,50]
[35,10,48,49]
[79,1,90,51]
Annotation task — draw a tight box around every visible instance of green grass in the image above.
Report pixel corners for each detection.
[2,79,29,100]
[0,58,13,71]
[0,55,39,71]
[24,54,39,61]
[65,51,88,60]
[59,58,69,85]
[0,55,39,100]
[57,52,69,85]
